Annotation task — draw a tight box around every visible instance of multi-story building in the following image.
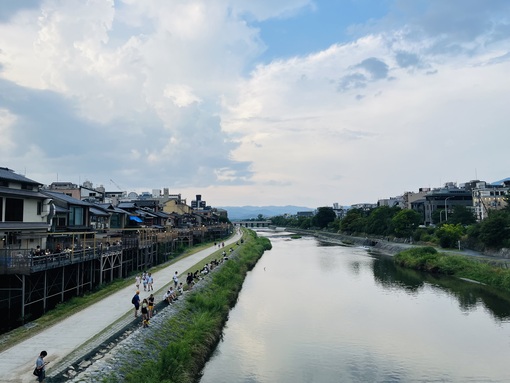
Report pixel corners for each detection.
[403,188,431,210]
[422,183,472,225]
[0,167,53,254]
[472,180,510,221]
[378,196,405,209]
[351,203,377,211]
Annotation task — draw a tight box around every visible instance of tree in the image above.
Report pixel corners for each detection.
[391,209,421,238]
[365,206,400,235]
[299,217,313,229]
[448,205,476,226]
[479,210,510,248]
[340,209,365,233]
[312,207,336,229]
[435,223,464,248]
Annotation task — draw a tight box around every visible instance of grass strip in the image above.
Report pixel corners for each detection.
[117,230,271,383]
[394,246,510,291]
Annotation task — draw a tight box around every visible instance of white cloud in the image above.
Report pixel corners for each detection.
[0,0,509,207]
[164,85,201,108]
[221,27,510,205]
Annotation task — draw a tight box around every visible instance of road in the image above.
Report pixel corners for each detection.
[1,231,242,383]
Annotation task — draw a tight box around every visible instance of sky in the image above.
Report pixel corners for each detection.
[1,0,509,208]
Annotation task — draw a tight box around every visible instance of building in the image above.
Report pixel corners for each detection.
[422,183,472,225]
[378,196,405,209]
[0,167,53,254]
[472,180,510,221]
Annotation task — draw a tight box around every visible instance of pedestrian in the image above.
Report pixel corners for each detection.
[135,275,141,290]
[142,274,148,291]
[141,298,149,327]
[34,350,49,382]
[186,272,193,289]
[132,290,140,317]
[173,271,179,288]
[148,293,155,318]
[147,272,154,291]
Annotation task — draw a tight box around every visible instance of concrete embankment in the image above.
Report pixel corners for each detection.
[288,229,412,256]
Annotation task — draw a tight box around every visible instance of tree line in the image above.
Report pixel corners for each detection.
[270,199,510,250]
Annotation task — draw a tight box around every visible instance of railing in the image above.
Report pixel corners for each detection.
[0,224,232,275]
[0,245,125,275]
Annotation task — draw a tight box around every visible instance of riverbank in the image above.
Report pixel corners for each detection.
[287,229,415,256]
[287,229,510,263]
[59,230,271,383]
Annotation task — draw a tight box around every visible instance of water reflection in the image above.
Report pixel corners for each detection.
[369,253,510,321]
[200,233,510,383]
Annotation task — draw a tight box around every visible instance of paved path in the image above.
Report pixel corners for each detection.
[1,232,242,383]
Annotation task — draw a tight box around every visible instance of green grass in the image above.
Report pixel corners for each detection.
[119,230,272,383]
[394,247,510,291]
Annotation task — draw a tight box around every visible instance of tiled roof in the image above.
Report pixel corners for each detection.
[0,167,41,185]
[0,186,48,199]
[41,191,93,206]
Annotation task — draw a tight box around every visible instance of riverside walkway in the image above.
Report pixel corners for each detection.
[1,231,242,383]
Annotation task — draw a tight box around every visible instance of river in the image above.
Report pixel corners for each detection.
[199,231,510,383]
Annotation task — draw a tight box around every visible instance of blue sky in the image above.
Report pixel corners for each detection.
[256,1,391,63]
[1,0,509,208]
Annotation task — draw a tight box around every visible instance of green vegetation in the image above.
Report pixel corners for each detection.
[290,235,302,239]
[271,195,510,251]
[394,247,510,291]
[117,231,271,383]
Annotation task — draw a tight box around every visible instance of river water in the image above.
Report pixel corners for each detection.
[199,232,510,383]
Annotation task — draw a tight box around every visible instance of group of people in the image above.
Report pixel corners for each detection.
[131,290,155,327]
[131,240,238,327]
[163,271,183,304]
[135,272,154,292]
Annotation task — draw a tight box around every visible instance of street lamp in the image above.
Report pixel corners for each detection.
[439,209,445,223]
[444,196,453,221]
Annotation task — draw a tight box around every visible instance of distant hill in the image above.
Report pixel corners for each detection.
[217,205,314,220]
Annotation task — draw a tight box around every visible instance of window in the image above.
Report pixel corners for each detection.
[0,197,3,221]
[110,214,120,228]
[5,198,23,221]
[69,206,84,226]
[56,217,67,228]
[21,184,34,191]
[37,201,42,215]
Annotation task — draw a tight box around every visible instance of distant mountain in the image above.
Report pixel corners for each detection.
[217,205,314,220]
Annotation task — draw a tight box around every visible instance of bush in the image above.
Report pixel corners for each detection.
[394,247,510,291]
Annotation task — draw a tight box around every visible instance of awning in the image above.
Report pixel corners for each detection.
[129,216,143,223]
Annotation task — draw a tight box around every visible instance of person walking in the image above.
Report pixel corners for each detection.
[147,272,154,291]
[173,271,179,288]
[132,290,140,317]
[34,350,49,382]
